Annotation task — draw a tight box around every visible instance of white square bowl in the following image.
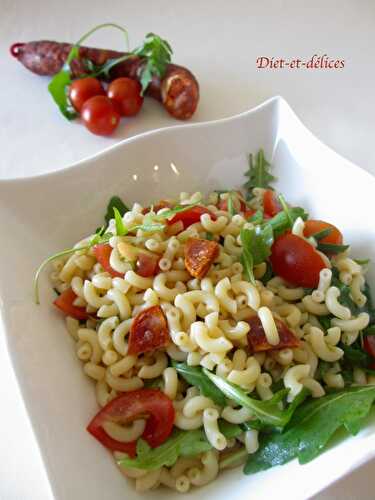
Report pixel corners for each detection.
[1,97,375,500]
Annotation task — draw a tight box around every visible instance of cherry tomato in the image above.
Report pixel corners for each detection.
[263,189,282,217]
[68,77,105,112]
[107,77,144,117]
[244,208,256,220]
[87,389,175,454]
[128,305,170,355]
[167,206,217,230]
[81,96,120,136]
[136,252,160,277]
[270,233,326,288]
[304,220,343,245]
[247,316,300,353]
[93,244,123,278]
[54,287,88,320]
[364,336,375,360]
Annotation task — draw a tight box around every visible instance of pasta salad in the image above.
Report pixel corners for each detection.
[36,149,375,492]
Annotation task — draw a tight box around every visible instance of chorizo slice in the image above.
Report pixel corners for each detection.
[128,305,170,355]
[247,316,300,353]
[184,237,220,279]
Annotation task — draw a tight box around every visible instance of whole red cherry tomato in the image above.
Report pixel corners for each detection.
[270,233,326,288]
[81,96,120,136]
[107,78,144,117]
[68,77,105,112]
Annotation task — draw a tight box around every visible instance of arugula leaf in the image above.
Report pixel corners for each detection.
[311,228,333,241]
[317,242,350,255]
[355,258,371,266]
[341,343,371,367]
[203,369,308,427]
[151,203,197,221]
[278,194,293,227]
[241,247,255,285]
[172,362,226,406]
[244,149,275,199]
[220,447,248,469]
[244,385,375,474]
[48,23,129,119]
[133,33,173,95]
[118,422,242,471]
[104,196,129,226]
[260,262,274,285]
[240,227,272,266]
[227,192,236,217]
[318,315,332,331]
[365,326,375,336]
[218,420,243,439]
[205,232,214,240]
[266,207,308,237]
[247,209,264,224]
[113,207,127,236]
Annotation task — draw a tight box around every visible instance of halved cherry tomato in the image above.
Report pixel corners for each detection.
[304,220,343,245]
[128,305,170,355]
[364,336,375,360]
[93,244,123,278]
[263,189,282,217]
[167,206,217,230]
[81,96,120,136]
[244,208,256,220]
[68,77,105,112]
[136,252,160,277]
[107,77,144,117]
[270,233,326,288]
[54,287,88,320]
[87,389,175,454]
[247,316,300,353]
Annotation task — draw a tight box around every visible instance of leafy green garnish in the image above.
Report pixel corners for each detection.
[278,194,293,227]
[133,33,173,95]
[240,246,255,285]
[240,226,272,286]
[244,149,275,199]
[48,23,129,119]
[247,209,264,224]
[266,207,308,237]
[151,203,197,221]
[317,242,350,255]
[244,385,375,474]
[227,192,236,217]
[310,228,333,241]
[318,315,332,331]
[203,369,308,427]
[260,262,274,285]
[104,196,129,226]
[172,362,226,406]
[355,258,371,266]
[113,207,127,236]
[118,423,241,471]
[205,232,214,240]
[220,447,248,469]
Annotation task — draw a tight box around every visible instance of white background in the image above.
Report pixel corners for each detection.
[1,0,374,498]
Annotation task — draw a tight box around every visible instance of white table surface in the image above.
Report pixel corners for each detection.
[1,0,374,498]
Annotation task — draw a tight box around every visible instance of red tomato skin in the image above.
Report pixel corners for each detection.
[53,288,88,320]
[107,78,144,117]
[364,336,375,359]
[68,77,105,112]
[244,209,256,220]
[270,233,326,288]
[304,220,343,245]
[93,244,123,278]
[263,189,282,217]
[81,96,120,136]
[168,206,217,230]
[128,305,170,355]
[136,253,159,277]
[87,389,175,452]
